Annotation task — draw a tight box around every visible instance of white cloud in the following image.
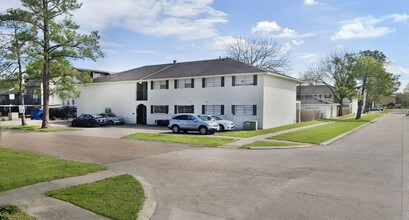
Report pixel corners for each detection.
[276,28,298,38]
[387,13,409,22]
[297,53,321,62]
[208,35,237,50]
[251,21,281,34]
[292,40,304,45]
[331,16,394,41]
[304,0,317,6]
[71,0,227,41]
[388,65,409,76]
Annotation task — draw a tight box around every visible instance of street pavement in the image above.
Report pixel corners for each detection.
[0,111,408,220]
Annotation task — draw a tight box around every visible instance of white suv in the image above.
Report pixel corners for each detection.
[168,114,219,135]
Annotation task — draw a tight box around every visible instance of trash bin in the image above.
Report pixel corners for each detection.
[243,120,258,130]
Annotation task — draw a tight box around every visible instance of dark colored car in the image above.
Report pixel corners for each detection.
[98,113,125,125]
[71,114,107,127]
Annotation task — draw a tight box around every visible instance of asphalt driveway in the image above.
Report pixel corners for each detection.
[0,111,408,219]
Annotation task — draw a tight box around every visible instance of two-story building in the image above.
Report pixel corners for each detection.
[76,58,302,129]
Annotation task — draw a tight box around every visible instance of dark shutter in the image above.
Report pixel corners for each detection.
[253,105,257,116]
[253,75,258,86]
[232,105,235,115]
[232,76,236,86]
[166,80,169,89]
[202,78,206,88]
[165,105,169,114]
[174,105,178,114]
[191,78,194,88]
[151,105,154,114]
[221,77,225,87]
[191,105,195,113]
[174,80,178,89]
[151,81,154,90]
[202,105,205,114]
[221,105,224,115]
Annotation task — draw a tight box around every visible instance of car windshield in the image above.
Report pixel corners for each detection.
[211,115,222,120]
[91,114,102,118]
[106,113,117,117]
[198,115,214,121]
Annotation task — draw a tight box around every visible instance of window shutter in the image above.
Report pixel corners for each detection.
[232,76,236,86]
[202,105,205,114]
[253,75,258,86]
[253,105,257,116]
[166,80,169,89]
[174,80,178,89]
[232,105,235,115]
[151,105,154,114]
[151,81,154,90]
[165,105,169,114]
[174,105,178,114]
[191,105,195,113]
[221,105,224,115]
[191,78,194,88]
[202,78,206,88]
[221,77,225,87]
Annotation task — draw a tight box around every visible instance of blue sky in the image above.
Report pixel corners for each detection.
[2,0,409,91]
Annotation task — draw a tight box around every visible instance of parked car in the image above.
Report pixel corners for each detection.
[406,110,409,116]
[371,106,384,111]
[98,113,125,125]
[208,115,235,131]
[71,114,107,127]
[168,114,219,135]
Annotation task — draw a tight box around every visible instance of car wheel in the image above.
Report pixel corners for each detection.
[71,121,76,127]
[109,120,114,125]
[87,122,92,127]
[199,126,208,135]
[219,124,225,132]
[172,125,180,133]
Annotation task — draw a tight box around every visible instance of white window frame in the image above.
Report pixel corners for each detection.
[177,105,194,113]
[153,80,167,90]
[152,105,168,114]
[235,75,254,86]
[178,79,192,88]
[205,77,222,87]
[204,105,222,115]
[235,105,254,116]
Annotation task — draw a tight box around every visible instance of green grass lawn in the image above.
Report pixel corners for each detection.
[0,205,35,220]
[46,174,144,220]
[240,141,301,149]
[123,133,236,147]
[0,148,106,192]
[216,120,324,138]
[0,125,78,132]
[270,112,386,144]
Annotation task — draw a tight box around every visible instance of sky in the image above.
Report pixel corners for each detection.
[1,0,409,91]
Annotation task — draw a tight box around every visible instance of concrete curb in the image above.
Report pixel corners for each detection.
[320,113,387,146]
[132,175,157,220]
[249,144,314,150]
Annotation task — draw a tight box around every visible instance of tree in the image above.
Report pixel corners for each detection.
[300,52,357,116]
[0,9,36,126]
[224,36,292,73]
[3,0,103,128]
[354,50,399,119]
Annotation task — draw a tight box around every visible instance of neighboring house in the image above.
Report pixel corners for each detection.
[372,95,395,108]
[76,58,302,129]
[0,68,110,116]
[297,85,358,118]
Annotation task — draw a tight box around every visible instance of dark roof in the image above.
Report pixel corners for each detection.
[301,97,339,105]
[93,58,299,83]
[297,85,335,95]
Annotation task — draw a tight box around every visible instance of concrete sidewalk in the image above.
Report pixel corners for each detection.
[0,170,155,220]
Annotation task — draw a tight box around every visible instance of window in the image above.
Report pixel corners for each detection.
[151,105,169,114]
[151,80,168,90]
[136,82,148,100]
[72,99,75,105]
[324,94,332,98]
[233,75,257,86]
[175,79,194,89]
[175,105,194,114]
[202,105,224,115]
[232,105,257,116]
[202,77,224,88]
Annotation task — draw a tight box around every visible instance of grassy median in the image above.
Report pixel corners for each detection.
[46,174,144,220]
[0,125,77,132]
[0,148,105,192]
[123,133,236,147]
[270,112,386,144]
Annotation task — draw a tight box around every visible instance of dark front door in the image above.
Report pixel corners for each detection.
[137,104,147,125]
